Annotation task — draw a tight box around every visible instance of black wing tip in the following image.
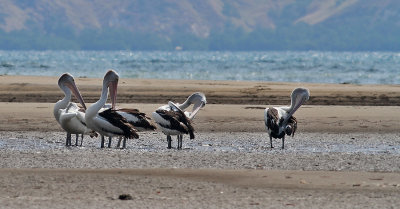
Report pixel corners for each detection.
[144,119,158,131]
[129,131,139,139]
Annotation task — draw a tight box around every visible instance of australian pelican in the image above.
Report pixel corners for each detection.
[54,73,94,146]
[264,88,309,149]
[85,70,138,148]
[152,92,206,149]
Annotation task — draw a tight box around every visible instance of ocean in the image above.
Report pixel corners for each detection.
[0,50,399,84]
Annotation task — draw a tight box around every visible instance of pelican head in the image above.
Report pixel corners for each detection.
[188,92,207,111]
[58,73,86,109]
[285,124,294,136]
[103,69,119,109]
[186,92,207,120]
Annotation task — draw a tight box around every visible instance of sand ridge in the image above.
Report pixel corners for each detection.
[0,102,399,133]
[1,75,400,105]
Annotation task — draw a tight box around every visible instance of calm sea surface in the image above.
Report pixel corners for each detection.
[0,51,399,84]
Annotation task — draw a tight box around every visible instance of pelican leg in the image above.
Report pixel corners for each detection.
[117,136,122,148]
[180,135,183,149]
[177,135,182,150]
[269,135,274,148]
[101,135,105,148]
[123,137,127,149]
[80,134,83,146]
[167,135,172,149]
[108,137,112,148]
[66,133,71,146]
[75,134,79,146]
[281,135,285,149]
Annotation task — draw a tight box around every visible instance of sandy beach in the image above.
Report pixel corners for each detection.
[0,75,399,208]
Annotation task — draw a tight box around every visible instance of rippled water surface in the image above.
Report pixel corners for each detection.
[1,51,400,84]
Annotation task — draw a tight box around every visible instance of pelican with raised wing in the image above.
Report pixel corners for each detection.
[264,88,309,149]
[85,70,138,148]
[152,92,206,149]
[54,73,95,146]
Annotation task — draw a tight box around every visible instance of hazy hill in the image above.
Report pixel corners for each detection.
[0,0,399,50]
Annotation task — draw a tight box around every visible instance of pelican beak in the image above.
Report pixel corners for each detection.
[66,81,86,110]
[109,79,118,110]
[289,95,306,117]
[189,101,205,120]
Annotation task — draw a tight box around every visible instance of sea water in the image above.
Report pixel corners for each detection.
[0,50,399,84]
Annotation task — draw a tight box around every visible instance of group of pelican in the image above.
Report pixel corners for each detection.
[54,70,207,149]
[54,69,309,150]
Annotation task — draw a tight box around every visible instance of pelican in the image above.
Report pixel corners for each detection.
[85,70,139,148]
[54,73,93,146]
[264,88,309,149]
[152,92,206,149]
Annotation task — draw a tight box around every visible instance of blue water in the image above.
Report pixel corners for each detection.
[0,50,399,84]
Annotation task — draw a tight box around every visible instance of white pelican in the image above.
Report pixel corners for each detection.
[85,70,139,148]
[54,73,93,146]
[264,87,309,149]
[152,92,207,149]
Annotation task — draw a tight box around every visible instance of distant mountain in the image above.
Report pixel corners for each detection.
[0,0,399,50]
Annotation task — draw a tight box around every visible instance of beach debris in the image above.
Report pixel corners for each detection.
[118,194,133,200]
[369,177,384,181]
[299,179,308,184]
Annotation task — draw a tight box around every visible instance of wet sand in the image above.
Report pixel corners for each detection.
[0,168,399,208]
[0,75,400,208]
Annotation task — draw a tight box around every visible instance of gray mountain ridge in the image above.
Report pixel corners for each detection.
[0,0,399,50]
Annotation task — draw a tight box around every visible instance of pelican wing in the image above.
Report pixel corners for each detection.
[118,108,157,130]
[287,116,297,137]
[155,109,195,139]
[59,112,78,122]
[265,108,280,132]
[98,108,139,139]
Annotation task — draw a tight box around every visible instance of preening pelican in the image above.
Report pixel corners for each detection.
[54,73,93,146]
[264,88,309,149]
[152,92,206,149]
[85,70,138,148]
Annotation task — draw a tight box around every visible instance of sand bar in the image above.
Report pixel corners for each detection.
[1,75,400,105]
[0,102,399,133]
[1,75,400,208]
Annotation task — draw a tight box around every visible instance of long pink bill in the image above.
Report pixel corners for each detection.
[109,80,118,110]
[66,82,86,110]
